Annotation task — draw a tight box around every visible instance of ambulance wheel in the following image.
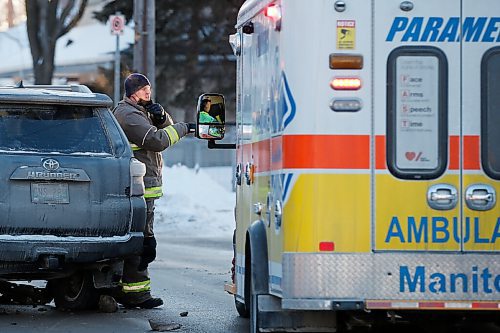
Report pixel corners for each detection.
[48,271,99,311]
[235,297,249,318]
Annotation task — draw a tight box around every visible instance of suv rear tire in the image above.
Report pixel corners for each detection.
[48,271,99,311]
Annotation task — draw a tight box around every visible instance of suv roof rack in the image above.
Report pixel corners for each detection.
[19,84,93,94]
[0,83,113,107]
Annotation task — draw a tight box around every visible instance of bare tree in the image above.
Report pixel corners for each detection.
[26,0,87,84]
[7,0,15,28]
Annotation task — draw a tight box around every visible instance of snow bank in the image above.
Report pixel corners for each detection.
[153,165,235,238]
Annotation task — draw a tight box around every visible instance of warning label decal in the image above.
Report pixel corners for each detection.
[337,20,356,49]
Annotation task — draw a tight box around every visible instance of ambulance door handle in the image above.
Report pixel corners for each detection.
[265,192,272,227]
[253,202,263,215]
[427,184,457,210]
[465,184,496,211]
[245,163,250,185]
[274,200,282,229]
[235,163,242,186]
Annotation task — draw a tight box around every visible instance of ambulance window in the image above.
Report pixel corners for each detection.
[386,46,448,180]
[481,47,500,179]
[241,29,254,141]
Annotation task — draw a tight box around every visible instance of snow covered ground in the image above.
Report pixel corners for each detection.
[153,165,235,238]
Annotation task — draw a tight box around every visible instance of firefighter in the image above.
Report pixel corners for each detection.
[112,73,194,308]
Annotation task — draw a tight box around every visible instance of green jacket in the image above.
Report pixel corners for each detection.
[199,111,218,123]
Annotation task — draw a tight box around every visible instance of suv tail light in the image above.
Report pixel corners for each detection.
[130,158,146,196]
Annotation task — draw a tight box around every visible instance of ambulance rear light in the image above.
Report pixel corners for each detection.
[130,158,146,196]
[330,77,361,90]
[319,242,335,251]
[264,4,281,31]
[265,4,281,21]
[329,54,363,69]
[330,98,362,112]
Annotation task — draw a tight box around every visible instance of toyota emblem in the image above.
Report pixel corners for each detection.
[42,159,60,171]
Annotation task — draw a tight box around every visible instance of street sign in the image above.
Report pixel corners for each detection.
[110,12,124,106]
[109,14,125,35]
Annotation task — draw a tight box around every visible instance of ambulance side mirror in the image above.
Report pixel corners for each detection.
[195,93,225,140]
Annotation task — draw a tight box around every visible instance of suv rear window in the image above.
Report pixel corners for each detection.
[0,104,112,154]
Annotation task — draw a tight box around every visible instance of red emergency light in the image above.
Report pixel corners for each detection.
[264,4,282,31]
[265,4,281,21]
[330,77,362,90]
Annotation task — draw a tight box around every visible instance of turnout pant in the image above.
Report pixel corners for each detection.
[116,198,157,304]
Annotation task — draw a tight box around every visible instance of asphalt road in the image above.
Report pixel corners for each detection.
[0,235,248,333]
[146,235,249,333]
[0,236,498,333]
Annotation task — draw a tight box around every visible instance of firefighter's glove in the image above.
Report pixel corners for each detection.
[138,236,157,271]
[187,122,196,133]
[146,103,166,125]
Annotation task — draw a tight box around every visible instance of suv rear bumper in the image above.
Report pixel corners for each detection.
[0,232,144,263]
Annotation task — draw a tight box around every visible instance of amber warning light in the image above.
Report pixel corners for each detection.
[330,77,362,90]
[329,54,363,69]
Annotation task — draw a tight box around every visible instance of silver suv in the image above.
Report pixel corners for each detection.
[0,84,146,310]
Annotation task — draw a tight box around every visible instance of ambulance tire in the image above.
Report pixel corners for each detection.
[235,298,249,318]
[48,271,99,311]
[233,230,249,318]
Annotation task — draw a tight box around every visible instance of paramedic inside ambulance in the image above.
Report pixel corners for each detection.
[196,95,224,139]
[198,97,219,123]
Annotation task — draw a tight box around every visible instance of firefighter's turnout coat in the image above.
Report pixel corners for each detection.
[113,97,188,199]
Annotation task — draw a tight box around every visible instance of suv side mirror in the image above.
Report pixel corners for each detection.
[196,93,225,140]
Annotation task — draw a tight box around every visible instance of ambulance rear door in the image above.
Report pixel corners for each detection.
[462,0,500,253]
[374,0,462,252]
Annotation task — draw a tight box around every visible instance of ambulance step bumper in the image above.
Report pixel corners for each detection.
[282,253,500,301]
[257,295,337,332]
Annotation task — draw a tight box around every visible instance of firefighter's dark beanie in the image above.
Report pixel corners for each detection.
[124,73,150,97]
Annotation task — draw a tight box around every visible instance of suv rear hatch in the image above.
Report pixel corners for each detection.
[0,103,130,237]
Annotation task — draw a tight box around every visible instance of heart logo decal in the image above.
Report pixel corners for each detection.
[405,152,416,161]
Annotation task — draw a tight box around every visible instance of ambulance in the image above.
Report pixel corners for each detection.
[196,0,500,331]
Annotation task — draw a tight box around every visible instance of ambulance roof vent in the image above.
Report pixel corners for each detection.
[400,1,414,11]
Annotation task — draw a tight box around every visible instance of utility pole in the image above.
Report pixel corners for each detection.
[133,0,155,100]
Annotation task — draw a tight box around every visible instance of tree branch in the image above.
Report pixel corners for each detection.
[58,0,87,38]
[57,0,75,35]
